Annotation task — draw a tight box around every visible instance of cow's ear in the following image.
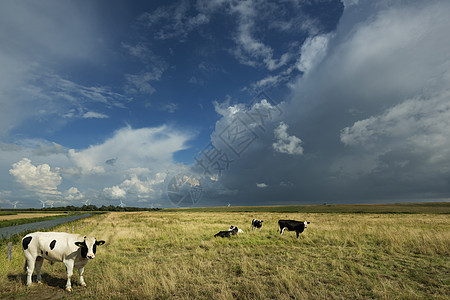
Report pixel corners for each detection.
[75,242,84,247]
[307,222,310,224]
[96,240,106,246]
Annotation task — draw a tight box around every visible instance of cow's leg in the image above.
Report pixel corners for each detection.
[63,260,75,291]
[78,266,86,287]
[296,231,299,238]
[280,227,286,235]
[35,256,44,284]
[24,253,36,286]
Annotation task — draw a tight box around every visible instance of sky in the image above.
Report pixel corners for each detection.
[1,0,450,209]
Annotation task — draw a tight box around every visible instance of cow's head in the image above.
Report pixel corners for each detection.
[75,236,106,260]
[304,221,310,228]
[229,226,239,234]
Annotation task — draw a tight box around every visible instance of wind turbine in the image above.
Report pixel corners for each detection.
[119,199,126,208]
[227,202,231,207]
[40,200,47,208]
[47,201,54,208]
[84,199,91,206]
[12,201,19,209]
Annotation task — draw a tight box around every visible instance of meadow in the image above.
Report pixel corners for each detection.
[0,206,449,299]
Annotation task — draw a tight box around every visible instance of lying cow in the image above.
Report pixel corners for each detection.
[214,225,243,238]
[22,232,105,291]
[251,219,263,231]
[278,220,310,238]
[229,225,244,234]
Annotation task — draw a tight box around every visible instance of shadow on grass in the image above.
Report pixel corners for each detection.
[7,272,67,290]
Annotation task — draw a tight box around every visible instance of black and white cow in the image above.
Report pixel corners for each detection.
[251,219,263,231]
[22,232,105,291]
[214,225,243,238]
[214,226,238,238]
[278,220,310,238]
[229,225,244,234]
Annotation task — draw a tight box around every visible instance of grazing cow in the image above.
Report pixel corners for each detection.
[278,220,310,238]
[214,226,238,238]
[251,219,263,231]
[22,232,105,291]
[229,226,244,234]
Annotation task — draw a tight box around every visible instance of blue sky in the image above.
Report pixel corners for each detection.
[1,0,450,209]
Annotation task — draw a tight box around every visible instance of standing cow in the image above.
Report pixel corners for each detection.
[251,219,263,231]
[278,220,310,238]
[22,232,105,291]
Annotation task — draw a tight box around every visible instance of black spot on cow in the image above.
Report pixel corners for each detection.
[41,250,44,255]
[93,240,105,254]
[81,247,87,258]
[22,236,32,250]
[214,230,232,238]
[45,251,48,256]
[75,241,88,258]
[49,240,56,250]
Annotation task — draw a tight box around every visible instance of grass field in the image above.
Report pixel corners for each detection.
[0,206,449,299]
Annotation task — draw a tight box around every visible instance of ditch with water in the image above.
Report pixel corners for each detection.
[0,214,92,240]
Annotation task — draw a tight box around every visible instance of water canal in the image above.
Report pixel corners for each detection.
[0,214,92,239]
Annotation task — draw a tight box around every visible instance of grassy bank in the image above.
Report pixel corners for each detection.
[1,210,448,299]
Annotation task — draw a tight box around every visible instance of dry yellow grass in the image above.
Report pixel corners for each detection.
[0,213,64,221]
[1,211,449,299]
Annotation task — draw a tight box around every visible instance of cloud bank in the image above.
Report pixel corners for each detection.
[1,0,449,208]
[199,0,450,206]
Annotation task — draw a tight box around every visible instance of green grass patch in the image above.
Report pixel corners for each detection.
[0,212,17,216]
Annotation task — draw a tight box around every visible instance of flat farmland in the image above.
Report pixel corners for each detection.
[0,213,65,221]
[1,208,449,299]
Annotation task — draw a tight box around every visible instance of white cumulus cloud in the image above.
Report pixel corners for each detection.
[273,122,303,155]
[68,125,192,175]
[103,185,126,199]
[65,187,84,201]
[296,34,331,76]
[9,158,62,196]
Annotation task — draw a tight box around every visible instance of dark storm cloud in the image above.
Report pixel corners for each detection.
[201,0,450,206]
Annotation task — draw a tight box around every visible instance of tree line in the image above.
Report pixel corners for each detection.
[1,205,161,212]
